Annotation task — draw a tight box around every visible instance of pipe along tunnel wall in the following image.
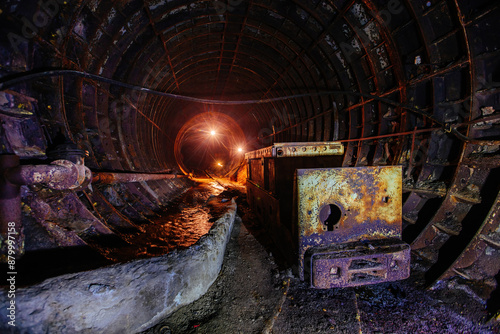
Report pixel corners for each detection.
[0,0,499,329]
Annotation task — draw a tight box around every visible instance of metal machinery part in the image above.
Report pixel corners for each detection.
[245,141,345,268]
[245,141,410,288]
[245,142,345,159]
[0,154,93,260]
[297,166,409,288]
[0,152,183,261]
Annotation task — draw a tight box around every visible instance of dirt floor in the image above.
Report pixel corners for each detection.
[144,183,500,334]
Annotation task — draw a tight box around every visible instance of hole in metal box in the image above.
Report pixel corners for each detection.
[319,203,342,231]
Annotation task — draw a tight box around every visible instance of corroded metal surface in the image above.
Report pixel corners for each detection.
[1,156,91,261]
[245,180,294,264]
[438,192,500,287]
[245,142,344,160]
[92,172,184,184]
[411,155,492,262]
[26,191,114,245]
[296,166,405,283]
[4,160,91,190]
[309,239,410,288]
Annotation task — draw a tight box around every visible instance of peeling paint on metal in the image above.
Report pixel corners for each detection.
[296,166,407,285]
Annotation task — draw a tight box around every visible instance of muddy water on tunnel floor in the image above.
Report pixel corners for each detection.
[96,180,226,262]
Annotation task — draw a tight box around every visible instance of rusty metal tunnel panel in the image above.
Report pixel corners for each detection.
[296,166,410,287]
[0,0,498,320]
[296,166,403,242]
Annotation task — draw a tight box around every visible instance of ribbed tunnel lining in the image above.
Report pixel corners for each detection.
[0,0,499,308]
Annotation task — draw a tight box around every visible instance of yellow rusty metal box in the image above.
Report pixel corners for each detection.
[295,166,410,287]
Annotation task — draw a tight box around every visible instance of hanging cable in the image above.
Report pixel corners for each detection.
[2,68,496,144]
[0,69,442,124]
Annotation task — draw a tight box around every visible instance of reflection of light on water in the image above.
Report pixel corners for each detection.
[210,181,226,192]
[160,207,212,248]
[99,179,225,262]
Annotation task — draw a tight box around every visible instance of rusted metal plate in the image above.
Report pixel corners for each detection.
[92,172,183,184]
[309,240,410,288]
[0,155,23,261]
[296,166,404,281]
[245,141,344,159]
[267,159,276,194]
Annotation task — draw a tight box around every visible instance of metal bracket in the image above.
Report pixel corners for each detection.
[308,239,410,288]
[245,141,344,159]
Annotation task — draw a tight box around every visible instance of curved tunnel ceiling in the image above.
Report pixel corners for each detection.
[1,0,500,307]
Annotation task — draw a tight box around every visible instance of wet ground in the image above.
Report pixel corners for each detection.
[145,181,500,334]
[94,180,227,262]
[2,179,229,286]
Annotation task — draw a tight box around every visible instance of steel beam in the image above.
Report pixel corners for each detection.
[92,172,185,184]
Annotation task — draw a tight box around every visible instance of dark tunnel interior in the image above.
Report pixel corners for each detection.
[0,0,500,330]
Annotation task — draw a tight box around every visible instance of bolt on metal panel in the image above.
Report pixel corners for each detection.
[296,166,409,286]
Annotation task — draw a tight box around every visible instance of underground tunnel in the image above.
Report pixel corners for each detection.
[0,0,500,332]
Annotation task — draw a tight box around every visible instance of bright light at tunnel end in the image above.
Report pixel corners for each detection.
[174,112,246,176]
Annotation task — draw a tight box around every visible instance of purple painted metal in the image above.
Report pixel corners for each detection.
[438,191,500,288]
[309,240,410,288]
[1,156,92,261]
[244,142,344,159]
[4,160,91,190]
